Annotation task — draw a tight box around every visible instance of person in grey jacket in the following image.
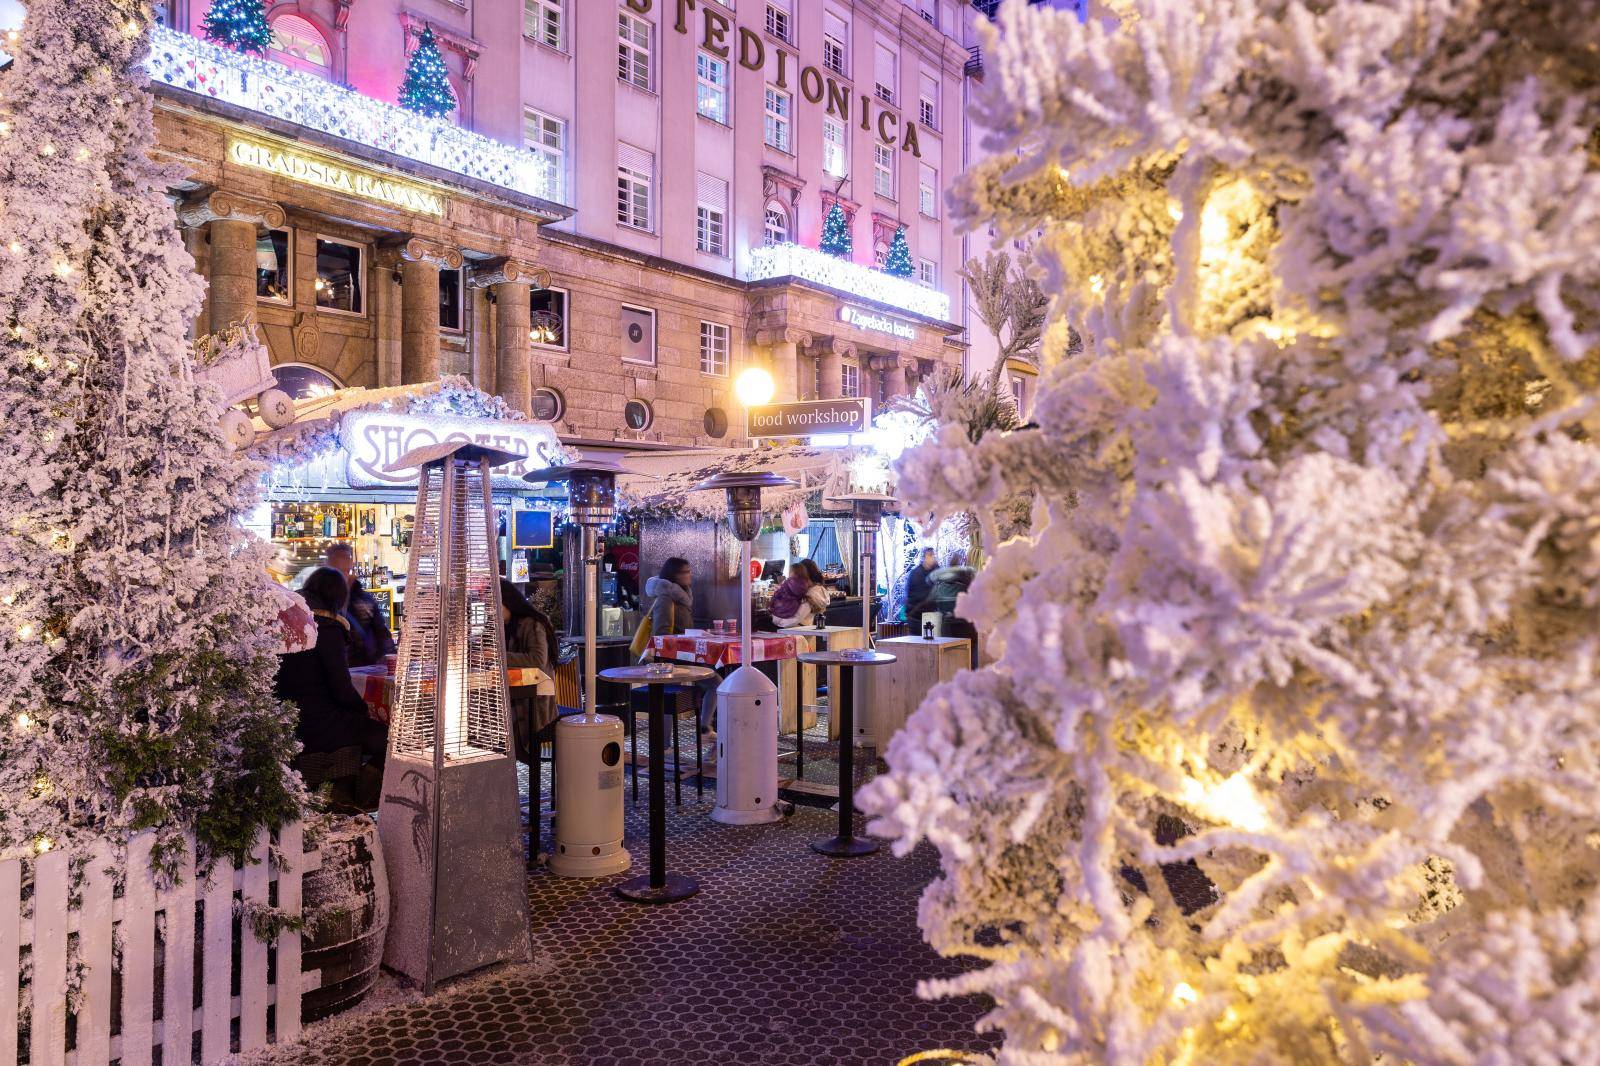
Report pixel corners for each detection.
[644,557,720,754]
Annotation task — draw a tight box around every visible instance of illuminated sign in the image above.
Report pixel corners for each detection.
[747,398,871,439]
[839,306,916,340]
[340,412,563,488]
[228,138,446,216]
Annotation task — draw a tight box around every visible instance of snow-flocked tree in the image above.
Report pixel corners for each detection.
[863,1,1600,1061]
[959,248,1050,372]
[0,0,301,873]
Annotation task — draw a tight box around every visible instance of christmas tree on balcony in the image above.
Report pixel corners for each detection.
[819,201,853,259]
[865,0,1600,1062]
[398,25,457,120]
[882,227,914,278]
[200,0,274,56]
[0,0,300,870]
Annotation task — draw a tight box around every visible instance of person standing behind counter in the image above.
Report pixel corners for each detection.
[326,542,395,668]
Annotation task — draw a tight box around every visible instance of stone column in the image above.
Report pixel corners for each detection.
[471,259,542,416]
[769,329,810,402]
[878,356,907,401]
[395,237,462,385]
[179,191,285,335]
[818,340,852,400]
[374,248,404,388]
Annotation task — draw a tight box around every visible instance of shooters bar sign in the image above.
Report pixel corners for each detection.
[746,398,871,439]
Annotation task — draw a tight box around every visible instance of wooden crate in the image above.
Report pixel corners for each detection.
[868,636,972,750]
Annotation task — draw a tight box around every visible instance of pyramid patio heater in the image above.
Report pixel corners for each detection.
[524,457,634,877]
[378,441,530,995]
[834,491,898,741]
[695,470,798,826]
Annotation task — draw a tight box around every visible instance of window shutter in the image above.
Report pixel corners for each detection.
[696,173,728,211]
[824,11,847,42]
[618,142,653,178]
[874,43,895,89]
[920,72,938,103]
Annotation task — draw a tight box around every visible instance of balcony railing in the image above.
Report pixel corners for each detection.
[144,27,562,205]
[748,243,952,322]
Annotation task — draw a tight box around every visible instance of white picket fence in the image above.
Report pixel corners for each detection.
[0,824,320,1066]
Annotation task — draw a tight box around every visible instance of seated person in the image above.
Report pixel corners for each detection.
[275,567,388,768]
[769,561,833,628]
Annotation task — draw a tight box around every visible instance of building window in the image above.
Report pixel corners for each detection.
[823,11,848,75]
[314,236,363,316]
[523,108,567,201]
[823,116,848,178]
[532,386,566,422]
[524,0,563,50]
[696,173,728,256]
[874,43,897,105]
[697,52,729,124]
[917,258,937,288]
[765,2,791,42]
[616,144,653,230]
[439,267,464,332]
[621,305,657,366]
[874,239,889,270]
[841,362,860,398]
[764,86,792,153]
[1011,376,1026,416]
[530,286,568,349]
[617,11,651,91]
[917,0,938,25]
[763,204,789,246]
[919,162,938,216]
[919,72,939,128]
[271,363,342,400]
[699,321,730,376]
[268,14,332,78]
[255,229,291,303]
[874,143,894,199]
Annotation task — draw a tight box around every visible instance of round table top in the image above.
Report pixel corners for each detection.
[796,649,898,667]
[598,664,717,685]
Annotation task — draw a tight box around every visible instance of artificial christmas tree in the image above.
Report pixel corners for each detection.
[882,227,914,278]
[864,0,1600,1062]
[819,201,852,259]
[201,0,274,56]
[398,25,457,120]
[0,0,300,870]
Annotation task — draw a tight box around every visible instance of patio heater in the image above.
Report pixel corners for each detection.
[524,457,632,878]
[833,492,899,744]
[695,470,798,825]
[378,442,530,994]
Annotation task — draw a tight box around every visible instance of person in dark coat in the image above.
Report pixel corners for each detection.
[326,543,395,667]
[643,557,720,752]
[904,547,939,621]
[501,579,562,763]
[274,567,388,762]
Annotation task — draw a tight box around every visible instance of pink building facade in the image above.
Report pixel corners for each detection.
[143,0,978,447]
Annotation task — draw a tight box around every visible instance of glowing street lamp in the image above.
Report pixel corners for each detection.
[694,470,797,825]
[734,365,776,407]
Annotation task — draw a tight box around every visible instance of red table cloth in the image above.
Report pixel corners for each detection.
[650,633,797,668]
[350,667,547,723]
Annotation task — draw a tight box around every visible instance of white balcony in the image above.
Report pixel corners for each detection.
[748,243,952,322]
[144,27,561,206]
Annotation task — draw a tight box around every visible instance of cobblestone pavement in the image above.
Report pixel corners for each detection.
[277,759,997,1066]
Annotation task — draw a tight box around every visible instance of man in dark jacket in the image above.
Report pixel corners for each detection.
[274,567,388,760]
[904,547,938,621]
[327,543,396,667]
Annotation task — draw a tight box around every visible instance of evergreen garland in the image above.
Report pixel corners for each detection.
[398,25,457,119]
[883,227,915,278]
[200,0,274,56]
[819,202,853,258]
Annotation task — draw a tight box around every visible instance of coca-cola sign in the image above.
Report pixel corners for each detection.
[340,411,563,488]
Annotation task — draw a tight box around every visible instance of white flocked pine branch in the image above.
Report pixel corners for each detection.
[863,0,1600,1062]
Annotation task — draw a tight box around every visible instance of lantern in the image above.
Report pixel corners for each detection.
[693,471,797,825]
[378,441,530,994]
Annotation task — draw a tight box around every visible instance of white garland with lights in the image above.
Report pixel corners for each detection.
[749,242,952,323]
[862,1,1600,1062]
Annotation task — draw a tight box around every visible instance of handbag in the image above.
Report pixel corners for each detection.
[629,613,654,659]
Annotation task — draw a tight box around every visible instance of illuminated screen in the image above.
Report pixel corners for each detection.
[512,509,555,550]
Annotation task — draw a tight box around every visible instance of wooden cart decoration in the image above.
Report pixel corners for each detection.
[194,318,296,448]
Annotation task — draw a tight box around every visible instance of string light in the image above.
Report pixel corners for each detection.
[34,837,53,855]
[14,712,33,732]
[16,623,34,640]
[39,143,55,157]
[1088,274,1105,295]
[75,148,90,162]
[52,261,73,279]
[0,121,10,136]
[1171,982,1199,1006]
[1179,772,1270,832]
[6,242,20,254]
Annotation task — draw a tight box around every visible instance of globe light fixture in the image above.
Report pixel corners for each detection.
[693,470,798,825]
[734,366,776,408]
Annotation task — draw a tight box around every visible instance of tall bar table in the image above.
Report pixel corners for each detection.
[797,649,897,857]
[601,664,716,903]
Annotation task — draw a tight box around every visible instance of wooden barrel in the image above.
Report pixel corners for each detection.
[301,813,390,1023]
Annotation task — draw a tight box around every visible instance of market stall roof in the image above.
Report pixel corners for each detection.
[615,443,861,519]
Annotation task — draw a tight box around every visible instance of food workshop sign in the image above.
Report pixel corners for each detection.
[626,0,926,158]
[341,412,563,488]
[747,398,871,439]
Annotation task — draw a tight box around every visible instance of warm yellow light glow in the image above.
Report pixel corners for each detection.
[14,712,33,732]
[0,122,10,137]
[1171,982,1199,1006]
[123,19,141,37]
[75,148,90,162]
[734,366,776,407]
[53,261,73,279]
[1088,274,1105,295]
[1179,771,1270,832]
[16,623,33,640]
[39,143,54,157]
[0,593,14,606]
[34,836,53,855]
[32,776,51,797]
[1168,203,1184,221]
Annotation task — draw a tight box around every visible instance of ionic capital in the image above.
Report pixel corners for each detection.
[179,190,286,230]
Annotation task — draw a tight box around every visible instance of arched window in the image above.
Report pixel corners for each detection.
[271,363,342,400]
[763,203,789,246]
[268,14,333,78]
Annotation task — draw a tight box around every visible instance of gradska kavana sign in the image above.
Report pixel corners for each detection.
[228,138,447,217]
[839,306,916,340]
[625,0,928,159]
[746,398,872,439]
[340,412,563,488]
